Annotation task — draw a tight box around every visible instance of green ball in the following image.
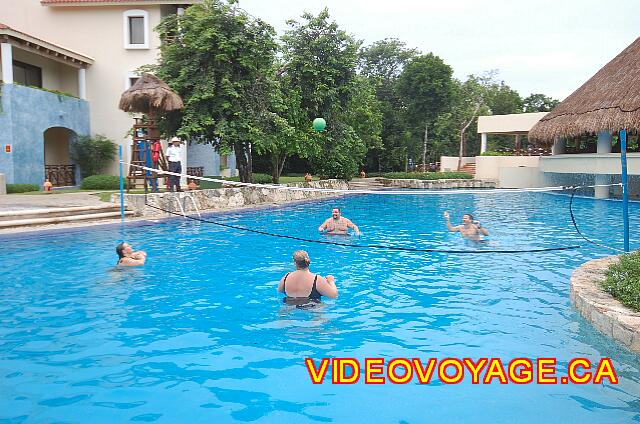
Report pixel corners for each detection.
[312,118,327,132]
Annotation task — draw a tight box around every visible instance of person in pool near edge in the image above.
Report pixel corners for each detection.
[318,207,360,235]
[443,211,489,241]
[278,250,338,304]
[115,242,147,266]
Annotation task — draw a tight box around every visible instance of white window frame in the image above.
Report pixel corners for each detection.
[125,71,140,90]
[123,9,149,50]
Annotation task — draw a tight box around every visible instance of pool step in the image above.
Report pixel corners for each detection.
[0,206,134,229]
[348,178,389,190]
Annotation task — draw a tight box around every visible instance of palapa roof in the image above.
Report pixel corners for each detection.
[529,37,640,143]
[118,73,183,114]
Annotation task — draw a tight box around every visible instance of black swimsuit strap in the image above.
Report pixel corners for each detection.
[283,272,290,291]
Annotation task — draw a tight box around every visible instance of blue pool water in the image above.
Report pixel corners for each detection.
[2,192,640,423]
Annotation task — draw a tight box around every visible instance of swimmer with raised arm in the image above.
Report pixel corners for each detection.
[278,250,338,306]
[115,242,147,266]
[443,211,489,241]
[318,208,360,235]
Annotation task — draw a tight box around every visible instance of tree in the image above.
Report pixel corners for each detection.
[155,0,278,182]
[452,73,495,169]
[487,82,522,115]
[253,69,308,183]
[397,54,455,166]
[358,39,418,172]
[281,9,378,179]
[523,93,561,112]
[71,134,117,178]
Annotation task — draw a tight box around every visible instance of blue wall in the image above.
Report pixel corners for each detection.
[0,84,90,185]
[187,142,219,176]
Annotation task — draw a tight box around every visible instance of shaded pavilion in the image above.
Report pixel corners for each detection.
[529,37,640,251]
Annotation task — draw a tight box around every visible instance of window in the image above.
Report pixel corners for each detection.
[123,10,149,49]
[12,61,42,88]
[125,72,140,90]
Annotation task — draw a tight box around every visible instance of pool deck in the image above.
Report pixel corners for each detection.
[0,192,106,211]
[0,192,139,235]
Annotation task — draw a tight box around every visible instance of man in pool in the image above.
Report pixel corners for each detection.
[443,211,489,241]
[318,208,360,235]
[115,242,147,266]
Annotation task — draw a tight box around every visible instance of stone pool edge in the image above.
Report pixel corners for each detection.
[571,256,640,353]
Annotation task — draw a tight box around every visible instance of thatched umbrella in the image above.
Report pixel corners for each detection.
[118,73,183,115]
[529,37,640,144]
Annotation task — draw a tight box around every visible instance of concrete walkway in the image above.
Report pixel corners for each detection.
[0,192,109,212]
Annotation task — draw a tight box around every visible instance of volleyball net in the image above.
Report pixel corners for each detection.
[121,161,631,254]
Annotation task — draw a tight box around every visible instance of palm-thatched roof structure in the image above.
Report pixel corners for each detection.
[118,73,183,114]
[529,37,640,144]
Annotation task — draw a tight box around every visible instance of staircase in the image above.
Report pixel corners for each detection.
[459,163,476,176]
[348,178,389,190]
[0,205,134,229]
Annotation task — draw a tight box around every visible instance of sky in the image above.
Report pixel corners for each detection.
[237,0,640,101]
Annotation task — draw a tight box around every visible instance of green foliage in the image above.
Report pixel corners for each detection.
[383,172,472,180]
[523,93,560,112]
[358,39,418,172]
[224,173,273,184]
[80,174,125,190]
[602,252,640,312]
[70,134,117,179]
[156,0,278,183]
[7,184,40,193]
[480,151,513,156]
[486,82,522,115]
[279,9,379,179]
[397,54,455,160]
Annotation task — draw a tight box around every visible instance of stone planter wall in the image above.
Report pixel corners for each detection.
[570,256,640,353]
[111,179,349,217]
[379,178,496,189]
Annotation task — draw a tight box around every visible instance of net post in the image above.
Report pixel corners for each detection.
[119,145,125,224]
[621,129,630,252]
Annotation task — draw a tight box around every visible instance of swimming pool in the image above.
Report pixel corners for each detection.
[1,192,640,423]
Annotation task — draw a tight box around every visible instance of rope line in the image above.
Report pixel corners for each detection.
[123,161,620,196]
[130,165,633,254]
[568,187,625,253]
[143,200,581,254]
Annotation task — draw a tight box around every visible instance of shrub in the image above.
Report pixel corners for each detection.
[71,134,118,179]
[7,184,40,193]
[480,151,513,156]
[602,252,640,312]
[225,173,273,184]
[199,176,223,190]
[382,172,473,180]
[81,174,125,190]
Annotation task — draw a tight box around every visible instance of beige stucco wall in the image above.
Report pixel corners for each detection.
[440,156,475,172]
[498,166,544,188]
[477,112,548,134]
[475,156,540,181]
[44,127,72,165]
[11,49,79,96]
[540,153,640,175]
[3,0,167,175]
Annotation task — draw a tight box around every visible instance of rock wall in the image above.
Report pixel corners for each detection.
[112,180,349,217]
[570,256,640,353]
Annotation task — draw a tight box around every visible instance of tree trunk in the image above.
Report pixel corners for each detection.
[270,153,287,184]
[234,141,252,183]
[457,103,482,170]
[271,154,280,184]
[458,129,465,171]
[422,123,428,169]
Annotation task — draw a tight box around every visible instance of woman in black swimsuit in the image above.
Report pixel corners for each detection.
[278,250,338,305]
